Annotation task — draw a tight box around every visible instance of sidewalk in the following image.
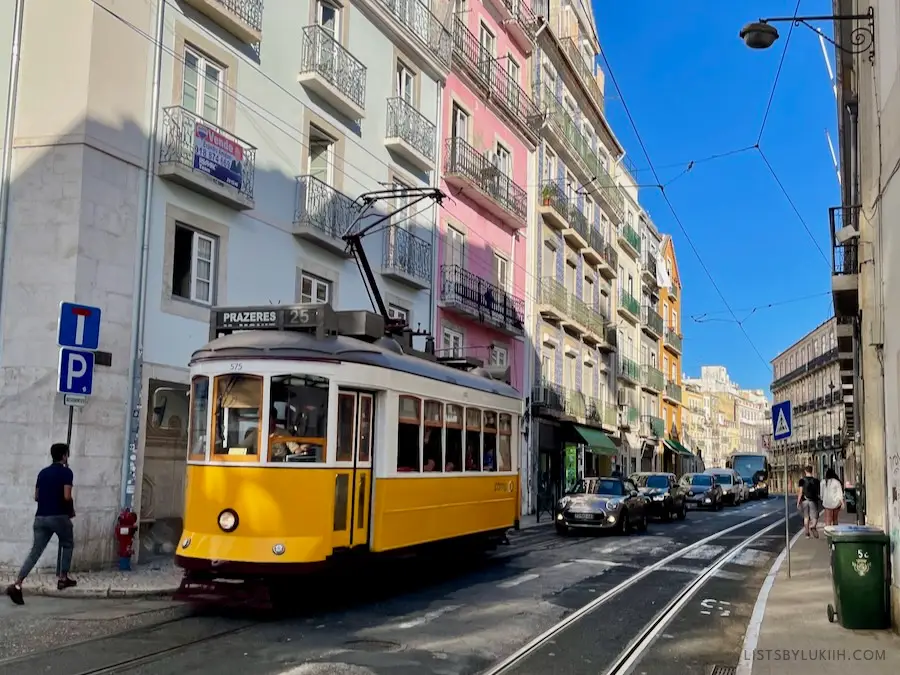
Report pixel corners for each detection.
[517,512,554,530]
[1,559,182,599]
[740,513,900,675]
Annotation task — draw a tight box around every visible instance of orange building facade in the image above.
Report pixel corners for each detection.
[659,236,685,469]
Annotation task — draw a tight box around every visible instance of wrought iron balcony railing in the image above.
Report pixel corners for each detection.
[300,25,367,111]
[559,37,604,112]
[444,137,527,222]
[641,415,665,438]
[665,381,682,404]
[642,252,657,280]
[539,181,589,234]
[619,290,640,318]
[532,379,567,414]
[159,106,257,206]
[603,402,617,427]
[642,364,664,391]
[451,18,542,133]
[386,96,436,164]
[619,356,641,382]
[382,224,432,285]
[602,242,619,271]
[378,0,453,67]
[620,223,641,254]
[441,264,525,334]
[642,305,664,335]
[565,388,587,419]
[294,175,360,240]
[185,0,264,41]
[538,276,568,314]
[829,205,859,276]
[665,328,683,353]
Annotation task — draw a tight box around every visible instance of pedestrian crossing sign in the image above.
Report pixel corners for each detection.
[772,400,792,441]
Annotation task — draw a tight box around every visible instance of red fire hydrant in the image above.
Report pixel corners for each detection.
[116,509,138,570]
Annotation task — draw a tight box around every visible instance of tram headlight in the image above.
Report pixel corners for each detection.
[218,509,239,532]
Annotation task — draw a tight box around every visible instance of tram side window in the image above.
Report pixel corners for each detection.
[423,400,443,472]
[397,395,421,472]
[213,374,263,456]
[269,375,328,463]
[189,376,210,458]
[465,408,482,471]
[498,413,513,471]
[483,412,498,471]
[445,404,463,472]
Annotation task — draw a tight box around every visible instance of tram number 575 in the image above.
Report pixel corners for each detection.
[229,363,243,371]
[494,481,515,493]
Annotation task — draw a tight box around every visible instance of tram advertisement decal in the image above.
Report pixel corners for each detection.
[193,122,244,191]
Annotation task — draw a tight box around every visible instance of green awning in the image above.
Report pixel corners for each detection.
[572,425,617,455]
[664,439,692,456]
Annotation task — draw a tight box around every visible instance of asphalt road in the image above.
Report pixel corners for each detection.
[0,496,801,675]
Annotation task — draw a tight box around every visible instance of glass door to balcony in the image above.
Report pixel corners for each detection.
[478,23,495,83]
[182,47,222,125]
[316,0,342,81]
[396,64,414,105]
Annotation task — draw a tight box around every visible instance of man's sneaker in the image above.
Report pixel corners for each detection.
[57,577,77,590]
[5,584,23,605]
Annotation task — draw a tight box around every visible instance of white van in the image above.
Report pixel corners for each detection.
[704,469,747,505]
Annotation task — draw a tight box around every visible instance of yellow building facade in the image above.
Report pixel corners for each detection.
[659,237,685,456]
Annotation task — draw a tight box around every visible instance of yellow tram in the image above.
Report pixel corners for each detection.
[175,302,523,599]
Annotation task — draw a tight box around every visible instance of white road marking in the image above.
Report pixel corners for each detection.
[680,544,725,560]
[571,559,621,567]
[396,604,462,629]
[498,573,540,588]
[592,540,629,554]
[729,548,772,567]
[550,562,573,569]
[735,528,804,675]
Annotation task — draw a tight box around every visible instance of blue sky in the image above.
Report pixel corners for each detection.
[593,0,839,393]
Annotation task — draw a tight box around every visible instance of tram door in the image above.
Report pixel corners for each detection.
[333,390,374,550]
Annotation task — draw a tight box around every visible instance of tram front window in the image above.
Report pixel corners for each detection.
[269,375,328,463]
[213,374,263,456]
[189,376,209,458]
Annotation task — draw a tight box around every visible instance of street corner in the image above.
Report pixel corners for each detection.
[6,566,183,600]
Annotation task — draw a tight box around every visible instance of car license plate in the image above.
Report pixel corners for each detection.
[572,512,592,520]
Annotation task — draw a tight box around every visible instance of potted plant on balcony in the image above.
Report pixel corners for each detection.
[541,183,555,206]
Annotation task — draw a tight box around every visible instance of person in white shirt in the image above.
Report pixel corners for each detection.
[821,468,844,526]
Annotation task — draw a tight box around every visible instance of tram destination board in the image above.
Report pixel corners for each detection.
[210,303,338,337]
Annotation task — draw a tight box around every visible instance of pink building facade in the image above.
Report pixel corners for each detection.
[435,0,542,392]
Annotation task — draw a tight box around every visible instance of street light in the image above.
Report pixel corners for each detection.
[739,6,876,63]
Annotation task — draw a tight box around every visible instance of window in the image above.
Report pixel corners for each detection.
[396,62,414,103]
[584,198,594,226]
[498,413,512,471]
[564,353,576,389]
[423,400,443,472]
[269,375,328,463]
[507,54,520,85]
[483,411,498,471]
[172,225,216,305]
[308,126,334,185]
[183,46,222,123]
[388,305,409,324]
[465,408,482,471]
[453,0,466,14]
[442,326,463,357]
[544,148,557,182]
[490,345,508,367]
[445,404,463,472]
[317,0,341,37]
[397,396,422,471]
[445,225,465,268]
[541,345,554,381]
[584,275,594,306]
[494,143,511,176]
[627,273,634,296]
[212,374,263,458]
[663,302,669,325]
[543,241,556,277]
[300,272,331,304]
[584,362,594,398]
[189,376,210,457]
[493,252,508,289]
[566,170,576,201]
[451,103,469,140]
[478,23,495,60]
[565,260,576,291]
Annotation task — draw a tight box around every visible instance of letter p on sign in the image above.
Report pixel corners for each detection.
[58,347,95,395]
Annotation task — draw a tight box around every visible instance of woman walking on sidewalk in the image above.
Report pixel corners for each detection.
[821,468,844,526]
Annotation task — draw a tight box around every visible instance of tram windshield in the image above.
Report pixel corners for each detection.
[268,375,328,463]
[213,374,263,456]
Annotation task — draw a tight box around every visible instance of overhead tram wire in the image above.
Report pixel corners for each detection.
[596,47,771,369]
[756,0,803,145]
[690,290,832,323]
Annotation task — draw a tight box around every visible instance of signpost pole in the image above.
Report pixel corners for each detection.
[66,405,74,446]
[783,438,790,578]
[772,400,793,580]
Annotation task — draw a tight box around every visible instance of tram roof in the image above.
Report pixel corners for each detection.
[193,304,523,399]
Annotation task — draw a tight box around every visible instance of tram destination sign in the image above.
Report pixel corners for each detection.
[211,303,338,336]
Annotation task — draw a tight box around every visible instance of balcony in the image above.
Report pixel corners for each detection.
[829,205,859,318]
[618,356,641,385]
[538,182,587,242]
[440,264,525,336]
[385,97,436,172]
[583,227,606,266]
[641,415,665,439]
[298,25,367,120]
[559,37,605,113]
[484,0,542,51]
[618,223,641,258]
[451,19,542,140]
[583,306,612,350]
[444,137,527,228]
[565,388,587,419]
[182,0,262,44]
[158,106,256,210]
[381,224,432,289]
[531,379,567,417]
[372,0,452,70]
[537,276,568,323]
[641,305,664,339]
[622,405,640,429]
[599,241,618,280]
[618,290,640,324]
[293,175,360,256]
[642,364,664,393]
[602,402,617,430]
[664,328,683,355]
[642,253,657,286]
[664,381,683,405]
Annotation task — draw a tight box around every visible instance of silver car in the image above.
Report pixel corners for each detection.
[555,477,649,535]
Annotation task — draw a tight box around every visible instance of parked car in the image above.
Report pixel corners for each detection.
[679,473,724,510]
[631,472,687,521]
[556,477,649,535]
[705,469,744,505]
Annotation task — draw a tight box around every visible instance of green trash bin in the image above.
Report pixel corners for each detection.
[824,524,890,629]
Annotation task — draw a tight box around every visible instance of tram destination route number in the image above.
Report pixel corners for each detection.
[213,304,328,332]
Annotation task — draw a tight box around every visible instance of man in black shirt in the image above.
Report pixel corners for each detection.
[797,465,821,539]
[6,443,77,605]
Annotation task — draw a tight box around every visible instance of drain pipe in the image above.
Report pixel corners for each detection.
[0,0,25,359]
[430,77,444,341]
[120,0,166,512]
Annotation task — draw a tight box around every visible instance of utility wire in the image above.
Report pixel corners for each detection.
[757,0,803,144]
[691,290,832,323]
